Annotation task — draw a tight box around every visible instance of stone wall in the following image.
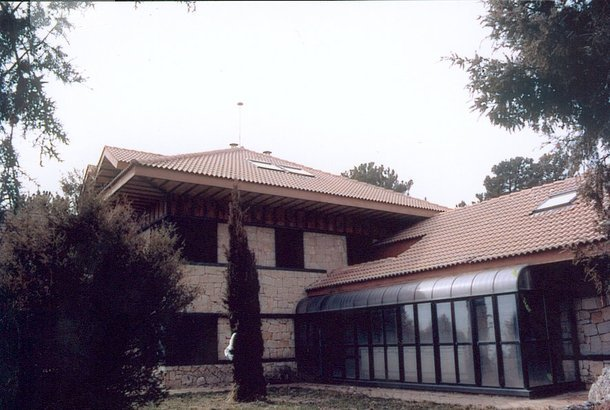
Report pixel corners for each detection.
[304,232,347,272]
[217,223,275,266]
[185,264,326,315]
[162,362,298,390]
[575,296,610,385]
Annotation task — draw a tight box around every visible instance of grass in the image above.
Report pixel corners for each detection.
[142,385,495,409]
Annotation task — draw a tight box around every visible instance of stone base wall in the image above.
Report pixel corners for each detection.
[575,296,610,385]
[162,361,298,390]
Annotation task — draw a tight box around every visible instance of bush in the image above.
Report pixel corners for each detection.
[0,190,193,409]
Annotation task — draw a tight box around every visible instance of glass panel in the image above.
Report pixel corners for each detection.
[387,347,400,380]
[454,300,471,343]
[479,344,499,386]
[474,297,495,343]
[562,341,573,356]
[343,317,355,345]
[359,347,370,380]
[357,313,369,345]
[457,345,475,384]
[497,294,519,342]
[520,292,547,341]
[418,303,433,344]
[561,360,577,382]
[345,348,356,379]
[401,305,416,344]
[373,346,385,379]
[437,302,453,343]
[384,309,397,345]
[420,346,436,383]
[371,310,384,344]
[403,346,418,382]
[502,344,524,388]
[525,342,553,387]
[439,346,456,383]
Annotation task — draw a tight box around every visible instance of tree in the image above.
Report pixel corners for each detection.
[224,187,266,402]
[342,162,414,194]
[476,152,570,201]
[0,185,194,409]
[450,0,609,292]
[0,2,88,215]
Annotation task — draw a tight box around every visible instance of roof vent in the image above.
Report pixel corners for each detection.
[263,150,272,155]
[229,143,239,149]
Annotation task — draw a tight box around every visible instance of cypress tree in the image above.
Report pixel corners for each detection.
[224,187,266,401]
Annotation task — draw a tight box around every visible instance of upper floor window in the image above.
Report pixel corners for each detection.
[172,217,218,263]
[275,227,304,269]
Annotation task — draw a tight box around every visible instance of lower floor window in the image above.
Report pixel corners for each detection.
[163,313,218,366]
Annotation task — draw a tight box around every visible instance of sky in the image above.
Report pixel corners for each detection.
[18,1,550,208]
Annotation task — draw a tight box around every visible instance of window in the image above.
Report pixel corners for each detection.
[534,191,577,212]
[275,228,304,269]
[248,159,315,177]
[248,159,285,172]
[163,314,217,366]
[172,217,217,263]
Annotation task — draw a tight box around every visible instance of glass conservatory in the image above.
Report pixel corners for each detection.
[295,266,582,397]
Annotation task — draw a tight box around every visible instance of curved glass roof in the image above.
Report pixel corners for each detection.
[296,266,532,314]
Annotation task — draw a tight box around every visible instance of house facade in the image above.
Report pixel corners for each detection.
[88,145,609,397]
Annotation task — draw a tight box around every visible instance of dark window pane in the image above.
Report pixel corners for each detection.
[164,314,217,366]
[401,305,416,344]
[474,297,495,343]
[561,360,577,382]
[343,315,355,345]
[373,346,385,379]
[497,294,519,342]
[345,357,356,379]
[403,346,418,382]
[519,292,547,341]
[357,313,369,345]
[384,309,397,345]
[387,347,400,380]
[502,344,524,388]
[420,346,436,383]
[457,345,475,384]
[524,342,553,387]
[418,303,433,344]
[437,302,453,343]
[173,217,218,263]
[454,300,471,343]
[275,228,304,269]
[359,347,370,380]
[371,310,384,345]
[479,344,499,386]
[440,346,456,383]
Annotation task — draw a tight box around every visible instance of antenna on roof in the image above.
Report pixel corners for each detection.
[237,102,244,147]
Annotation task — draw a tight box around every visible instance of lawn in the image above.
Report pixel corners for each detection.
[143,385,494,409]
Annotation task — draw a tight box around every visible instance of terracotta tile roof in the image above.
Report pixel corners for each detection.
[104,146,165,165]
[102,146,448,212]
[309,177,605,290]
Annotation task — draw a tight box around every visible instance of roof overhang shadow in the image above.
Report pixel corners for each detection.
[296,266,533,314]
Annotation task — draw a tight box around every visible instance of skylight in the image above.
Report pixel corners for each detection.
[534,190,577,212]
[248,159,315,177]
[249,159,284,172]
[281,165,314,177]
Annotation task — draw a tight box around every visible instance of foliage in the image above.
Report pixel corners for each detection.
[0,186,193,409]
[0,2,88,214]
[224,187,266,402]
[342,162,413,194]
[476,151,571,201]
[450,0,609,293]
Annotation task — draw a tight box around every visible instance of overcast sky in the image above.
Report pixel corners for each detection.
[18,1,549,208]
